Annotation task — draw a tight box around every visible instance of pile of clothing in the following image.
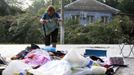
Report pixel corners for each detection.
[2,44,125,75]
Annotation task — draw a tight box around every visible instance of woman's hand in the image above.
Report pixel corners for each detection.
[40,19,49,24]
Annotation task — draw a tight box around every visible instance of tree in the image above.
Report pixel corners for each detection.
[119,0,134,15]
[27,0,47,14]
[98,0,134,15]
[0,0,23,16]
[97,0,119,8]
[119,16,134,43]
[105,0,119,8]
[97,0,105,3]
[0,0,12,16]
[7,14,43,44]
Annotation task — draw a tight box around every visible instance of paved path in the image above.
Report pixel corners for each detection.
[115,58,134,75]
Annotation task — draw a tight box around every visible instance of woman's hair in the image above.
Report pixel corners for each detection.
[47,5,55,12]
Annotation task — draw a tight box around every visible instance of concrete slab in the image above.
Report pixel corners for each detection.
[115,58,134,75]
[0,44,134,75]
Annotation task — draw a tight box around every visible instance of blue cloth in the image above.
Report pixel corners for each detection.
[42,46,56,52]
[41,13,60,35]
[87,60,93,68]
[42,13,60,19]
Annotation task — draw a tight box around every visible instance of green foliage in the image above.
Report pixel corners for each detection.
[105,0,119,8]
[97,0,134,15]
[119,0,134,14]
[0,0,134,44]
[0,14,44,44]
[0,16,15,43]
[9,14,43,44]
[0,0,24,16]
[65,17,124,44]
[0,15,132,44]
[118,16,134,43]
[97,0,119,8]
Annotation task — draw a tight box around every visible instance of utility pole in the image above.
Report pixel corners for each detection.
[52,0,54,5]
[60,0,64,44]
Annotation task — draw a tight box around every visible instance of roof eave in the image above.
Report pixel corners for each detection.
[64,8,120,14]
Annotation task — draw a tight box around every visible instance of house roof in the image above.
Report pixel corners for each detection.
[64,0,120,14]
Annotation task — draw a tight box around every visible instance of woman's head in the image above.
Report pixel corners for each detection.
[47,5,55,16]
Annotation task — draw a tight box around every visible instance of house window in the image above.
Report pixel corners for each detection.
[87,15,94,23]
[80,12,87,20]
[101,16,108,23]
[71,15,80,21]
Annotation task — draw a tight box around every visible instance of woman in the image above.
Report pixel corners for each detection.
[40,5,61,48]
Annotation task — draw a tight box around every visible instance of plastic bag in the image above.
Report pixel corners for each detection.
[2,60,32,75]
[72,66,106,75]
[63,50,89,68]
[72,67,92,75]
[29,60,72,75]
[90,66,106,74]
[23,49,51,67]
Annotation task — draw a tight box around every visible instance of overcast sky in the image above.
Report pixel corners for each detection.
[18,0,49,9]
